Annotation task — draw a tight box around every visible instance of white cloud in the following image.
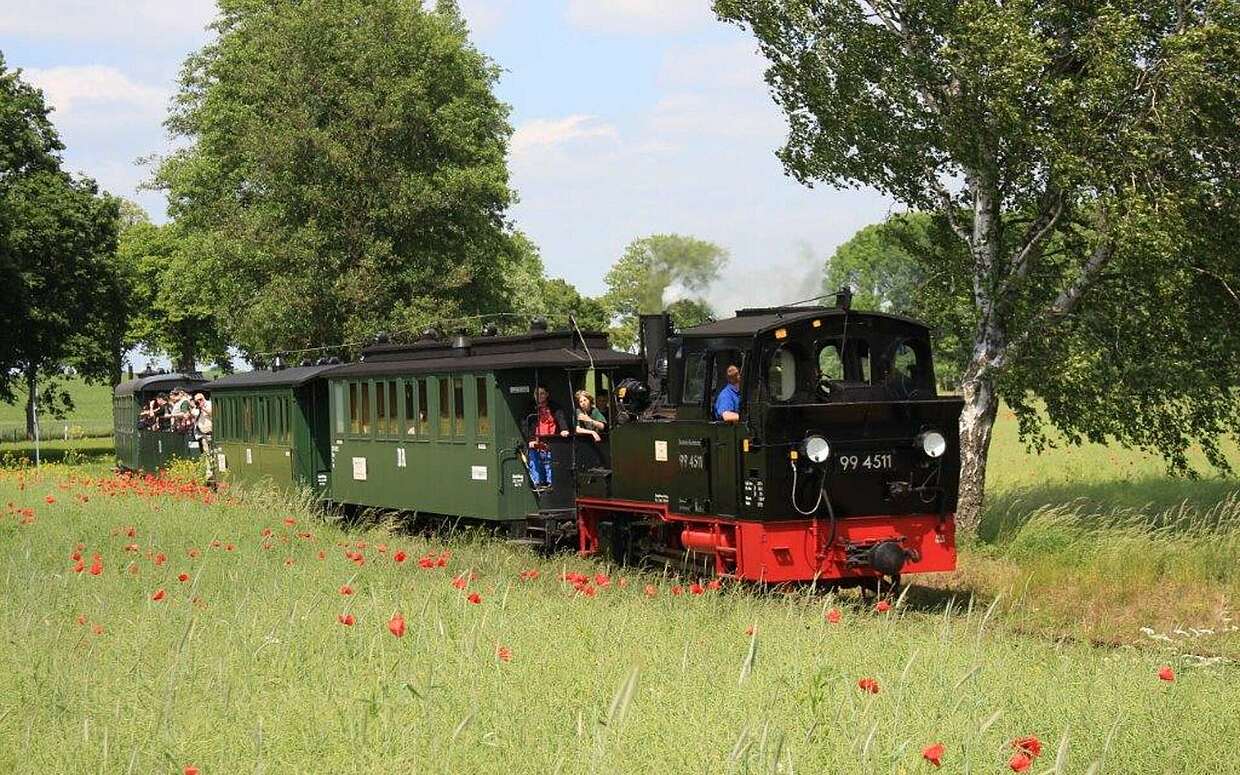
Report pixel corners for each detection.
[511,114,619,158]
[24,65,168,122]
[0,0,216,47]
[457,0,513,36]
[566,0,714,34]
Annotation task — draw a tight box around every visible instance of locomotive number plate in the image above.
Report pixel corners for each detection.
[838,452,893,472]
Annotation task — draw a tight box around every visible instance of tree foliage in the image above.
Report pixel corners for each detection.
[604,234,729,349]
[156,0,523,359]
[825,213,929,314]
[717,0,1240,530]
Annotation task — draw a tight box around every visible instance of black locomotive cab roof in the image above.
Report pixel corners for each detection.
[328,328,642,379]
[114,372,210,398]
[210,363,344,390]
[680,306,929,340]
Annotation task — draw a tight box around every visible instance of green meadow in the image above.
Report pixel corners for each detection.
[0,398,1237,772]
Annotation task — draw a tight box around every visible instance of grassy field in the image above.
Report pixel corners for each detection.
[0,377,115,441]
[1,467,1236,774]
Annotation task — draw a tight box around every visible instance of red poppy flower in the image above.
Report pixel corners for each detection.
[184,767,199,775]
[73,560,85,574]
[857,677,880,694]
[519,569,540,581]
[418,555,435,569]
[210,539,221,548]
[124,543,140,553]
[283,558,294,567]
[644,584,657,598]
[317,551,326,560]
[284,517,297,526]
[745,624,756,636]
[154,552,167,566]
[617,577,628,588]
[671,585,684,596]
[338,613,355,626]
[922,742,944,767]
[451,575,468,590]
[826,608,842,624]
[1008,753,1031,773]
[467,592,482,605]
[89,558,103,576]
[1158,665,1175,682]
[388,612,406,638]
[581,585,597,598]
[393,550,407,564]
[91,623,105,636]
[225,544,235,552]
[151,588,166,602]
[689,582,704,596]
[875,600,892,613]
[594,573,610,587]
[44,495,55,504]
[70,550,81,562]
[1011,736,1042,759]
[178,573,190,582]
[76,613,87,625]
[261,528,273,538]
[188,548,200,558]
[706,579,721,591]
[497,645,512,662]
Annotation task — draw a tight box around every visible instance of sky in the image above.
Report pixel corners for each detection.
[0,0,895,317]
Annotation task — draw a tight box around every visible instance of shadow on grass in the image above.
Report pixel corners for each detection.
[980,475,1240,542]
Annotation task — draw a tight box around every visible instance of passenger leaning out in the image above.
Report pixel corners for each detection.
[574,390,607,442]
[524,385,568,491]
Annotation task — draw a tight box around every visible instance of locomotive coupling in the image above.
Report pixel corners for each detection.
[845,539,914,575]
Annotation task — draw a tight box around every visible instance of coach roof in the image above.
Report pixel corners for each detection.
[209,363,344,390]
[114,372,210,398]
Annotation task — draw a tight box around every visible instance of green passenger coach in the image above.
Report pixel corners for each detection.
[113,372,210,472]
[324,327,642,524]
[210,364,338,493]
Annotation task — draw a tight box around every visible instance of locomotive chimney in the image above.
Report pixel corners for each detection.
[638,313,672,396]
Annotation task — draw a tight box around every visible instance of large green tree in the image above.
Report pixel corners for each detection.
[156,0,523,360]
[604,234,729,349]
[825,213,929,314]
[717,0,1240,530]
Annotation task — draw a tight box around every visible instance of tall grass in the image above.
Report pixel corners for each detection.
[1,466,1237,773]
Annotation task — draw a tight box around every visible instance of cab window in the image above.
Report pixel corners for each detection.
[766,344,798,401]
[818,340,845,381]
[682,352,707,405]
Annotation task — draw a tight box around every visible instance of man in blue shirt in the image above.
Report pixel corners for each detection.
[713,365,742,423]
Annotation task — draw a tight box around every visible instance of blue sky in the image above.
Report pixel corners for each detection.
[0,0,894,315]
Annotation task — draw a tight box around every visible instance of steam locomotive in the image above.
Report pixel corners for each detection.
[114,294,962,586]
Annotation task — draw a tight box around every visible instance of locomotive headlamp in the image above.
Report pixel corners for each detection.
[802,435,831,464]
[918,430,947,459]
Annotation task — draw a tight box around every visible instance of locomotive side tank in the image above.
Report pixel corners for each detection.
[578,301,963,585]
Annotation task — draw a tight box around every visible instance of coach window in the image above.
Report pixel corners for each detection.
[403,381,416,436]
[387,381,398,437]
[349,383,359,434]
[360,382,372,436]
[767,344,798,402]
[453,377,466,437]
[476,376,490,436]
[682,351,708,405]
[376,381,388,436]
[417,378,430,438]
[435,377,450,437]
[243,397,254,441]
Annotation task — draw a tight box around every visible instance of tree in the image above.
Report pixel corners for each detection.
[717,0,1240,531]
[155,0,522,360]
[825,213,930,314]
[604,234,729,349]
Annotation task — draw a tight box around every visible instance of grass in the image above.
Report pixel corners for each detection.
[1,466,1237,773]
[0,377,115,441]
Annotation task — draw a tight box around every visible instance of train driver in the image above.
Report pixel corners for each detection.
[714,365,742,423]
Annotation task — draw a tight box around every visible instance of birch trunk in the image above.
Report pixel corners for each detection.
[955,361,1000,534]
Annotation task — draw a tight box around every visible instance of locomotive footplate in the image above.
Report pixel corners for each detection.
[524,509,578,551]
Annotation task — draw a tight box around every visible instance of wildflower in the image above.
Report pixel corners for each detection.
[497,645,512,662]
[467,592,482,605]
[283,558,294,567]
[317,551,325,560]
[44,495,55,504]
[261,528,273,538]
[745,625,756,636]
[617,577,628,588]
[689,582,704,596]
[644,585,657,598]
[178,573,190,583]
[154,552,167,566]
[393,549,407,564]
[594,573,610,587]
[1008,753,1032,773]
[185,767,199,775]
[338,613,355,626]
[73,560,85,574]
[124,543,140,553]
[91,623,105,636]
[284,517,297,526]
[1011,736,1042,759]
[519,569,540,581]
[451,575,468,590]
[128,563,141,576]
[70,550,81,562]
[581,585,597,598]
[826,608,842,624]
[875,600,891,613]
[89,556,103,576]
[76,613,87,625]
[151,588,166,602]
[388,612,406,638]
[188,548,200,558]
[706,579,721,591]
[671,585,684,596]
[1158,665,1175,682]
[418,555,435,569]
[857,677,880,694]
[922,742,944,768]
[225,544,235,552]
